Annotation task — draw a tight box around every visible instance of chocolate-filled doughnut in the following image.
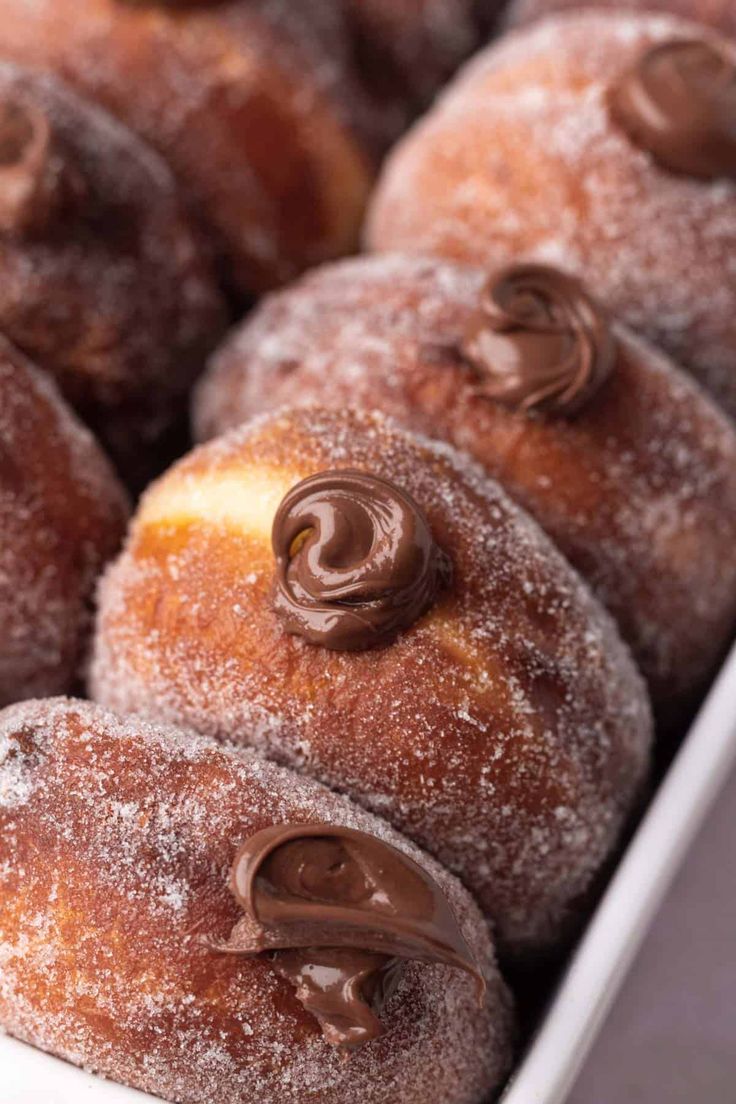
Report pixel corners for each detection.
[366,12,736,421]
[0,61,225,487]
[92,406,652,959]
[0,697,513,1103]
[0,0,373,297]
[0,339,128,706]
[194,254,736,714]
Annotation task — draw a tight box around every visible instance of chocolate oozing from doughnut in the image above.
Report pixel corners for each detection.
[271,469,451,650]
[460,264,615,416]
[216,824,484,1050]
[0,95,85,235]
[609,38,736,180]
[271,948,405,1051]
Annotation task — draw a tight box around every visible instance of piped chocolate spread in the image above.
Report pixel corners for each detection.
[0,96,86,236]
[460,264,615,416]
[271,469,451,651]
[609,38,736,180]
[215,823,484,1049]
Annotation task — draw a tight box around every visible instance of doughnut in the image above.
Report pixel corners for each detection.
[0,0,374,297]
[506,0,736,36]
[366,12,736,421]
[0,61,225,487]
[194,254,736,715]
[91,405,653,960]
[0,339,128,707]
[0,696,513,1103]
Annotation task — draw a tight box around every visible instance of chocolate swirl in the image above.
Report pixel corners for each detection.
[609,39,736,180]
[214,824,484,1049]
[271,469,451,651]
[460,264,615,416]
[0,96,86,236]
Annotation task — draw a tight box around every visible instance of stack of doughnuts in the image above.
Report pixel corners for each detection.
[2,4,736,1103]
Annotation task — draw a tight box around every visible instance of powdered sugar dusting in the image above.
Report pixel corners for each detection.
[366,11,736,419]
[0,697,513,1104]
[92,406,652,959]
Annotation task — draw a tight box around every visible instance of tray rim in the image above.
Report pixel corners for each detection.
[501,640,736,1104]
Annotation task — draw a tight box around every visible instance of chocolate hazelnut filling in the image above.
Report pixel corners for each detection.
[609,38,736,180]
[214,824,484,1050]
[460,263,615,416]
[271,469,451,651]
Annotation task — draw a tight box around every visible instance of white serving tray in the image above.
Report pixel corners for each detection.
[3,643,736,1104]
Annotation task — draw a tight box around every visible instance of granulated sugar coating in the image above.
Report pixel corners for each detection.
[366,12,736,420]
[0,697,513,1104]
[194,253,736,714]
[0,342,129,707]
[92,406,653,960]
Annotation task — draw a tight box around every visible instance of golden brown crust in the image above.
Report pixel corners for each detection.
[0,61,225,487]
[92,406,652,959]
[0,697,513,1104]
[0,340,129,706]
[507,0,736,35]
[366,12,736,421]
[0,0,373,296]
[194,253,736,712]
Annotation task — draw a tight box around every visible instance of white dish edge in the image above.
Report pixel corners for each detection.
[502,640,736,1103]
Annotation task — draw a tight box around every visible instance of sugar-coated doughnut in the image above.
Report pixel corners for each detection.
[0,0,374,297]
[0,61,225,487]
[194,254,736,714]
[92,406,652,959]
[0,340,128,707]
[366,12,736,420]
[0,697,513,1104]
